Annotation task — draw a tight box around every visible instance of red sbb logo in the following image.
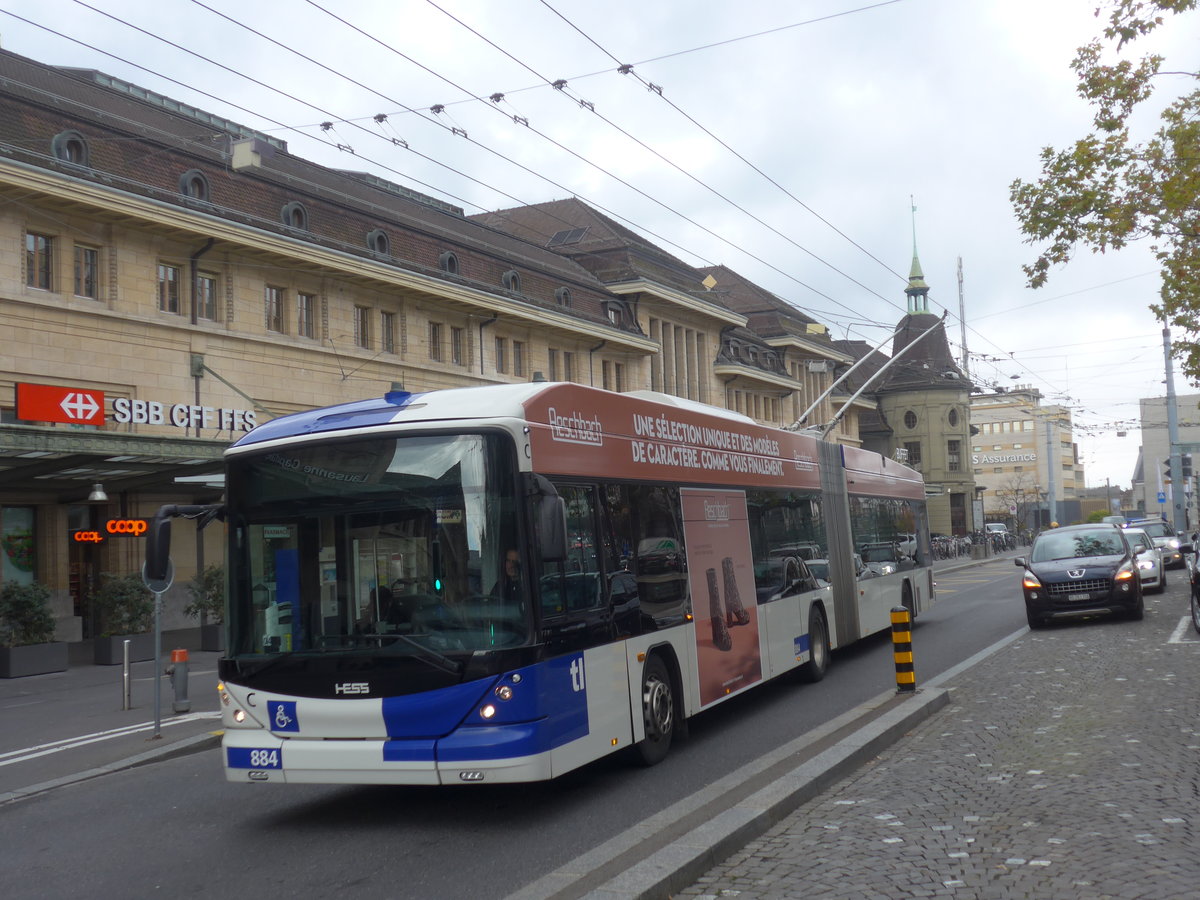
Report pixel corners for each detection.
[17,383,105,426]
[72,519,149,544]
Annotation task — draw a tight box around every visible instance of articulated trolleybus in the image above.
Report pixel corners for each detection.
[150,382,932,785]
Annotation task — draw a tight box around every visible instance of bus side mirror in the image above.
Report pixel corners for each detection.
[144,505,175,587]
[529,474,568,562]
[539,494,568,562]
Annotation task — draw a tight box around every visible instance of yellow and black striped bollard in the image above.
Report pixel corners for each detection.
[890,606,915,693]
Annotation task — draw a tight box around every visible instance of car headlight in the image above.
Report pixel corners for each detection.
[1137,558,1155,571]
[1168,539,1181,549]
[1115,562,1136,581]
[1022,570,1042,589]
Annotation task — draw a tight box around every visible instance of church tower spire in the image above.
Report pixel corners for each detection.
[905,198,930,314]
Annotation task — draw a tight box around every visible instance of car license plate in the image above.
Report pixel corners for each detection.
[1067,592,1090,602]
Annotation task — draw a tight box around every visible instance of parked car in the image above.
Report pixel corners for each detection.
[1015,523,1143,628]
[1182,536,1200,635]
[1123,518,1185,569]
[1121,526,1165,594]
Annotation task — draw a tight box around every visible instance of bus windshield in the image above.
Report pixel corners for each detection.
[225,432,528,662]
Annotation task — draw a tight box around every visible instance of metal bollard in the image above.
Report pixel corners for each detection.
[890,606,916,693]
[166,648,191,713]
[122,639,132,710]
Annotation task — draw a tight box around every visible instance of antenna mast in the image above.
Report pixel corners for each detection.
[958,257,969,378]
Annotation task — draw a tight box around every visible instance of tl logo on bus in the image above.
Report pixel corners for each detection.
[570,657,586,692]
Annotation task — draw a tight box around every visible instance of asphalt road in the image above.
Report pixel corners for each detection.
[0,557,1033,899]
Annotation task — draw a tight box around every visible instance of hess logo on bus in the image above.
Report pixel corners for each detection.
[334,682,370,695]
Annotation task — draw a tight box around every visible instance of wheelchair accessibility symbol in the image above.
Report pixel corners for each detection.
[267,700,299,733]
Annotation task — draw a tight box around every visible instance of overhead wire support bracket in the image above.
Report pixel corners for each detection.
[787,321,910,431]
[816,312,950,441]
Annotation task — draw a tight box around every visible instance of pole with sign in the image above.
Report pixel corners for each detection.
[141,559,173,740]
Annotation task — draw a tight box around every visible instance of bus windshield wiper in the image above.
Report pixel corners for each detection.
[382,633,463,675]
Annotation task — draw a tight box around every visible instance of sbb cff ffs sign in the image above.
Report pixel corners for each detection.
[16,383,105,426]
[73,519,149,544]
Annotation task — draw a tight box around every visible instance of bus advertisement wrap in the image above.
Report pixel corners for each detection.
[681,488,763,705]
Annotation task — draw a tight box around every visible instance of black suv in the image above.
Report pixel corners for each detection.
[1015,523,1143,628]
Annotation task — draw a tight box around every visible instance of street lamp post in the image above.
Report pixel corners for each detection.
[973,486,987,557]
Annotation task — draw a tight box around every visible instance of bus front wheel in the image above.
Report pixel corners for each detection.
[634,655,674,766]
[797,605,829,683]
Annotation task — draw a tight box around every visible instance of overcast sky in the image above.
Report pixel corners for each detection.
[3,0,1194,490]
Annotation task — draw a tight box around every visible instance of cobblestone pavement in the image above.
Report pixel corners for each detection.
[676,590,1200,900]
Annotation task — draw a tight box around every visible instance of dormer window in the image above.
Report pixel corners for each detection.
[51,130,89,166]
[281,201,308,231]
[502,270,521,293]
[178,169,210,201]
[555,287,572,307]
[439,251,459,275]
[367,229,390,256]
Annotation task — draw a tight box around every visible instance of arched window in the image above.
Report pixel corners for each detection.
[281,201,309,231]
[439,251,459,275]
[51,130,89,166]
[502,270,522,293]
[555,287,572,307]
[367,229,390,256]
[178,169,210,201]
[904,410,918,429]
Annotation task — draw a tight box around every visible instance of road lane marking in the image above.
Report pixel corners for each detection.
[0,711,220,767]
[1167,617,1199,644]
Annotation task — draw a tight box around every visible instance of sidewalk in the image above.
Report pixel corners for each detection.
[0,643,223,804]
[670,566,1200,899]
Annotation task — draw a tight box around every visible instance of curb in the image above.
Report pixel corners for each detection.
[0,730,222,807]
[508,686,950,900]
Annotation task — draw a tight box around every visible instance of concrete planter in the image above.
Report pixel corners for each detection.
[94,632,155,665]
[199,623,225,653]
[0,642,68,678]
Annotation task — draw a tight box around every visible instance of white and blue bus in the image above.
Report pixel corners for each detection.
[149,382,933,785]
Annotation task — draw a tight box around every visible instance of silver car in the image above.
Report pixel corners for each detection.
[1123,527,1166,594]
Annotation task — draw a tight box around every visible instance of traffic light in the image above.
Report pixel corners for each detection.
[1164,458,1172,484]
[1183,454,1193,479]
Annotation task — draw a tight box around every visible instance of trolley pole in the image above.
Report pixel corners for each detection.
[891,607,916,693]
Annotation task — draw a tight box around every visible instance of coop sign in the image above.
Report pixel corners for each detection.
[111,397,257,432]
[73,518,150,543]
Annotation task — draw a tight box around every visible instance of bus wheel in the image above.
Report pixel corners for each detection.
[798,605,829,683]
[634,655,674,766]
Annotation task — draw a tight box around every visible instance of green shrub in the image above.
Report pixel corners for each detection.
[0,581,57,647]
[93,573,154,636]
[184,564,225,624]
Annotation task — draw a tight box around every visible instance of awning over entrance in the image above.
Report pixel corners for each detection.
[0,425,226,502]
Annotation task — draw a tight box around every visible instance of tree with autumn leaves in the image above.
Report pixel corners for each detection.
[1010,0,1199,372]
